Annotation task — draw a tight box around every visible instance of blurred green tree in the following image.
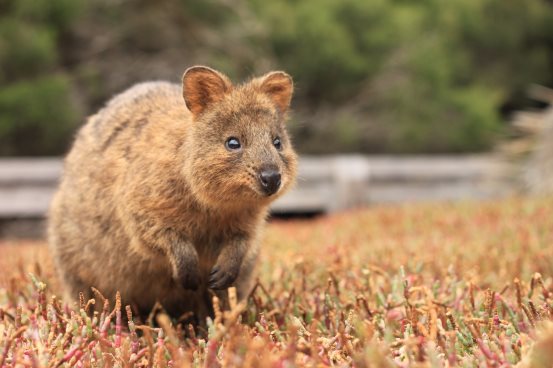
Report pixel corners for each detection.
[251,0,553,153]
[0,0,82,156]
[0,0,552,155]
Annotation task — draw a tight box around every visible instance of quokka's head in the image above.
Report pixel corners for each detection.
[181,66,298,210]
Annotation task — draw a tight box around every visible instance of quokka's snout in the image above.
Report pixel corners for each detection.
[258,165,281,196]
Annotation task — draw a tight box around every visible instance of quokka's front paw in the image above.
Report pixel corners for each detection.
[208,260,240,290]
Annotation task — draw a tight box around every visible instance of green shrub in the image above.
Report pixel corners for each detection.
[0,0,551,155]
[0,0,84,155]
[251,0,553,153]
[0,75,78,156]
[0,19,57,82]
[251,0,398,103]
[11,0,83,31]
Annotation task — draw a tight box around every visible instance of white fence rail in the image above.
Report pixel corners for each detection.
[0,155,515,237]
[272,155,514,212]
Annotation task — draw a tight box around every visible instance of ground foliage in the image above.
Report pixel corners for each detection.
[1,197,553,366]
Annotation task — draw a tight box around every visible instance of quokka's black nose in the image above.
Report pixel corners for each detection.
[259,169,281,196]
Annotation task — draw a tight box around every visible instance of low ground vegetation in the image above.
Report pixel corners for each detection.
[1,197,553,366]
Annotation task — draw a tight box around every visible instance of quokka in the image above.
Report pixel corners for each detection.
[48,66,298,321]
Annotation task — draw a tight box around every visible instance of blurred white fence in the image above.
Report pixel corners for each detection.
[0,155,515,237]
[272,155,514,212]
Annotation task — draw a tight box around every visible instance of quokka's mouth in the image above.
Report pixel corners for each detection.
[245,185,279,200]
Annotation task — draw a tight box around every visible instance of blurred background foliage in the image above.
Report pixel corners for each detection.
[0,0,552,156]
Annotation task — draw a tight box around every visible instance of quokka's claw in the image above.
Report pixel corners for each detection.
[208,266,236,290]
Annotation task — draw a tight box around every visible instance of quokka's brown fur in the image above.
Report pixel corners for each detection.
[48,66,297,321]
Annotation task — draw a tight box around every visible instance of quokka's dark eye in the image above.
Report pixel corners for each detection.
[225,137,241,151]
[273,137,282,150]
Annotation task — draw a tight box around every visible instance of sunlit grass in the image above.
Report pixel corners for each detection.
[1,196,552,366]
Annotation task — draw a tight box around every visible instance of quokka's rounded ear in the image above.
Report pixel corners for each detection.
[182,66,232,116]
[259,71,294,113]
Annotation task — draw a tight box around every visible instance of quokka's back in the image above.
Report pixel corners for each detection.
[48,66,297,321]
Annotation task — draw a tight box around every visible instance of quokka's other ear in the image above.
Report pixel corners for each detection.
[182,66,232,116]
[259,71,294,113]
